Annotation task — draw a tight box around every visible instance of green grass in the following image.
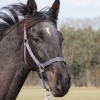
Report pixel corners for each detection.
[17,87,100,100]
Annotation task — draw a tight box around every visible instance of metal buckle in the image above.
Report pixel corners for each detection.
[24,39,28,43]
[39,64,44,72]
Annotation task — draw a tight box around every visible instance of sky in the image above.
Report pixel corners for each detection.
[0,0,100,21]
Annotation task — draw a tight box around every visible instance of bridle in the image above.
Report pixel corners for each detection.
[24,24,66,100]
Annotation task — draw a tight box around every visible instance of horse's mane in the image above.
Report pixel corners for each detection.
[0,3,57,40]
[0,3,26,40]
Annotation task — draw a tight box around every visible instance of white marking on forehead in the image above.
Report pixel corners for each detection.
[46,27,51,35]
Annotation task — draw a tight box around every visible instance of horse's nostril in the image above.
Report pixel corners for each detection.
[57,75,62,85]
[56,76,62,91]
[56,75,71,91]
[57,77,60,86]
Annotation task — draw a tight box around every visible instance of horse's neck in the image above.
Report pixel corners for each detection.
[0,27,30,100]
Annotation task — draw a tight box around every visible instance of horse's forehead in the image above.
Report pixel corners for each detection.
[34,22,57,36]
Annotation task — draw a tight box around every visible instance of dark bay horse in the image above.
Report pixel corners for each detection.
[0,0,70,99]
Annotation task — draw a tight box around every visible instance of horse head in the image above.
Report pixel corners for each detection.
[24,0,71,97]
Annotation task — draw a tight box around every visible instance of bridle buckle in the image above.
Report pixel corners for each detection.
[39,64,44,72]
[24,39,28,43]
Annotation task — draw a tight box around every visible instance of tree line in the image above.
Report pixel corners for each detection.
[24,17,100,87]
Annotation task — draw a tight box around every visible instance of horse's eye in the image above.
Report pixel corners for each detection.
[33,37,40,43]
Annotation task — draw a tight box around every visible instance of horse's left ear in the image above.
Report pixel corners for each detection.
[26,0,37,15]
[49,0,60,17]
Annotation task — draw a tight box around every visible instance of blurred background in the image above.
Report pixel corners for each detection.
[0,0,100,99]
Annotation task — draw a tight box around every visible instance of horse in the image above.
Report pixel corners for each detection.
[0,0,70,100]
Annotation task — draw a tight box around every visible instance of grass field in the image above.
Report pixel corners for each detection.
[17,87,100,100]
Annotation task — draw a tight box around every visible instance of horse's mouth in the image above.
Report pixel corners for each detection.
[50,84,70,97]
[51,90,67,97]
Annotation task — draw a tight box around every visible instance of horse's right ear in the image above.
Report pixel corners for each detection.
[26,0,37,15]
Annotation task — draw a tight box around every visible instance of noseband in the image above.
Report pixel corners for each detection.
[24,24,66,99]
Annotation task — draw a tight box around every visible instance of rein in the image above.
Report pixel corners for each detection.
[24,24,66,100]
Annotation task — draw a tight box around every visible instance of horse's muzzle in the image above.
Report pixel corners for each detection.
[51,74,71,97]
